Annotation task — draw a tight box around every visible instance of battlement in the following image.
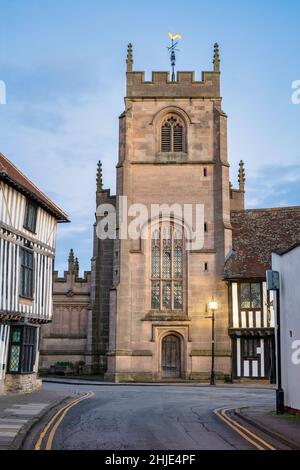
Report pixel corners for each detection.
[53,249,91,287]
[125,42,221,99]
[53,270,91,284]
[126,70,220,98]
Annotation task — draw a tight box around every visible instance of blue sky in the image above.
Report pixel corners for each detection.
[0,0,299,273]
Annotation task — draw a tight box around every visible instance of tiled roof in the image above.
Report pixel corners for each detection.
[0,152,69,222]
[225,207,300,279]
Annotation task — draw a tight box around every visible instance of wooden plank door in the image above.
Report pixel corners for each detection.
[162,334,181,378]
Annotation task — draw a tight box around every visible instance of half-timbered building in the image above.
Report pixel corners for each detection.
[0,152,68,393]
[225,207,300,381]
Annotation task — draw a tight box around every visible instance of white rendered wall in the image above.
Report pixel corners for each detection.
[272,246,300,412]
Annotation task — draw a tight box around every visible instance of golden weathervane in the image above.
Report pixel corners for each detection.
[167,32,182,81]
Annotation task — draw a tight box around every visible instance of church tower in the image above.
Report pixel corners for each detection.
[97,43,234,381]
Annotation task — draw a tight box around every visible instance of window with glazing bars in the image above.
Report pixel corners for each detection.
[161,116,185,152]
[24,201,37,232]
[20,248,34,298]
[8,326,36,373]
[151,223,183,310]
[239,283,262,309]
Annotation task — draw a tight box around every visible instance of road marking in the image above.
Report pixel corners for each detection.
[45,393,93,450]
[220,409,276,450]
[214,408,276,451]
[34,392,94,451]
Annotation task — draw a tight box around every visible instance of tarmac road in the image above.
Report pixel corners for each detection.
[23,382,280,450]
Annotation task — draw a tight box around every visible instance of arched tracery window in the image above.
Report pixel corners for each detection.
[151,223,183,310]
[161,115,185,153]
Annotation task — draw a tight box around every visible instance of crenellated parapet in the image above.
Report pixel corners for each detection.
[126,43,221,99]
[126,70,220,99]
[53,269,91,284]
[53,249,91,286]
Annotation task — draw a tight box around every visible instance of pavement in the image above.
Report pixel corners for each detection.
[0,388,71,449]
[43,375,276,389]
[236,405,300,450]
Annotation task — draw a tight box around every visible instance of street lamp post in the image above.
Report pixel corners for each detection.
[208,300,218,386]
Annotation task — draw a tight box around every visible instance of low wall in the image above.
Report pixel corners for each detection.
[4,373,42,394]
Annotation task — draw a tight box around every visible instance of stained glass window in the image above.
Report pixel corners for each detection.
[162,238,171,278]
[151,223,184,311]
[151,230,160,278]
[173,230,183,278]
[163,282,171,309]
[174,282,183,309]
[151,281,160,310]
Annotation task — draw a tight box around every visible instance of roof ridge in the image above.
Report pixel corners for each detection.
[0,151,69,221]
[232,205,300,213]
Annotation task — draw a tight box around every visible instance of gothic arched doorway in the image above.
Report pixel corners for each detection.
[161,334,181,378]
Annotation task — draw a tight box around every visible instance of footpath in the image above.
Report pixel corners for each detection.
[43,375,276,388]
[236,405,300,450]
[0,388,71,449]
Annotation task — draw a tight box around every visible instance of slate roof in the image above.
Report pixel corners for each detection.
[225,207,300,279]
[0,152,69,222]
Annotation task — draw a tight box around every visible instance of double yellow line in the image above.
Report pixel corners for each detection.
[35,392,94,450]
[214,408,276,450]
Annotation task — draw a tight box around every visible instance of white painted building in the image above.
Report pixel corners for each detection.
[0,152,68,393]
[272,244,300,413]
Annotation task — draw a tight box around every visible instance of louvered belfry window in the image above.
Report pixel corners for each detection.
[161,116,185,153]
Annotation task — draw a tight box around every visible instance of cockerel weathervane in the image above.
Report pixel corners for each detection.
[167,32,182,82]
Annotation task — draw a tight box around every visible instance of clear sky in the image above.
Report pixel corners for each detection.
[0,0,299,273]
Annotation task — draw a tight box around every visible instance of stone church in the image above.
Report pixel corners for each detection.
[39,43,300,382]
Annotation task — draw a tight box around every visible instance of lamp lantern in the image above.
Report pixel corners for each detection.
[208,300,218,311]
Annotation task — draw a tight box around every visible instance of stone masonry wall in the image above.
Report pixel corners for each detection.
[105,54,232,381]
[4,373,42,394]
[39,252,91,372]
